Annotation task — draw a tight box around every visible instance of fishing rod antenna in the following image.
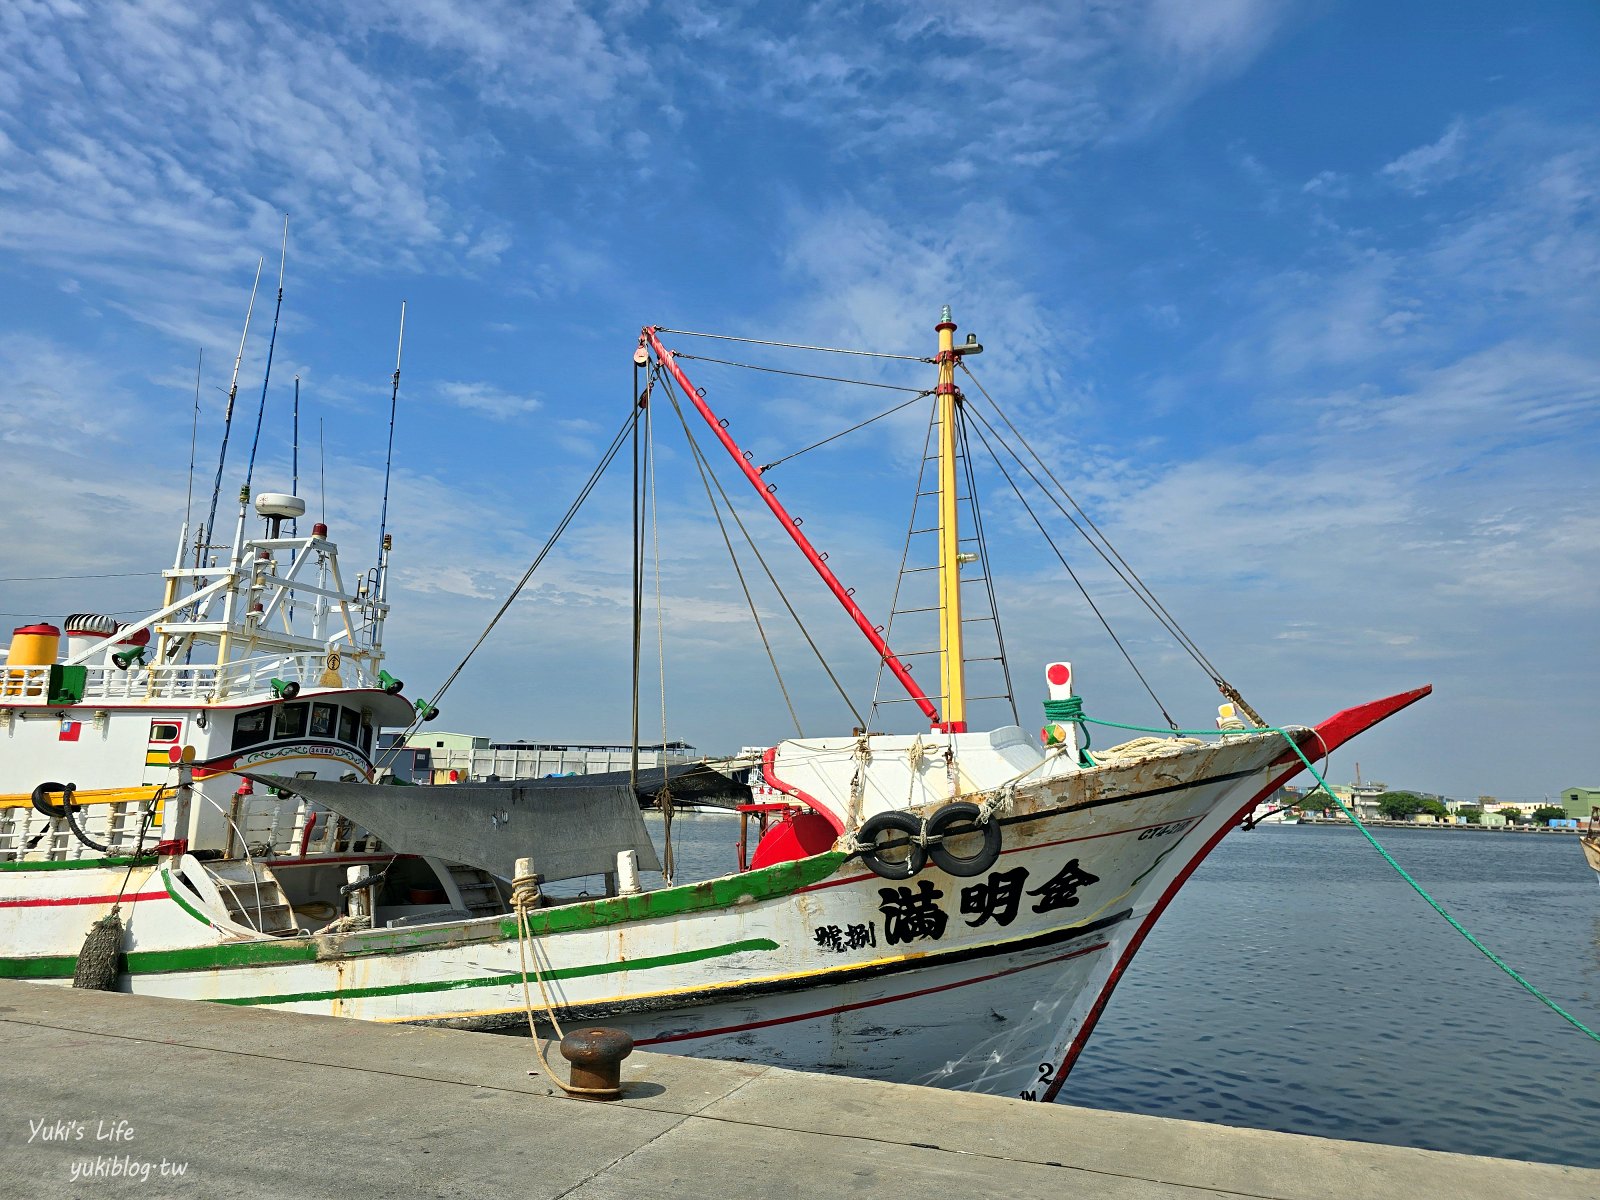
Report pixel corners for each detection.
[377,300,405,569]
[243,216,289,497]
[185,349,203,532]
[318,417,326,526]
[291,375,300,536]
[200,257,264,567]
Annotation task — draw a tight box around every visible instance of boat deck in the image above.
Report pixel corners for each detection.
[1,979,1591,1198]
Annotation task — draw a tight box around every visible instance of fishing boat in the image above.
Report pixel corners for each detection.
[0,309,1427,1102]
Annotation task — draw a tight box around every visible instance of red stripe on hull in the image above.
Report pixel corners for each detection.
[0,889,168,909]
[1039,685,1430,1102]
[635,939,1108,1048]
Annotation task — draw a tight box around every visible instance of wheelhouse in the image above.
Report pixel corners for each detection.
[229,698,376,758]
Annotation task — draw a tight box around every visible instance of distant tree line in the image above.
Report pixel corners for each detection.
[1299,790,1574,824]
[1375,791,1447,820]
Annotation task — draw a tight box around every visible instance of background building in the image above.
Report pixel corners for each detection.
[1559,787,1600,821]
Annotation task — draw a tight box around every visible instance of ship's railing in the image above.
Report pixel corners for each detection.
[0,790,385,864]
[0,652,368,707]
[208,653,356,698]
[0,665,49,701]
[431,744,701,781]
[0,796,161,864]
[231,789,385,859]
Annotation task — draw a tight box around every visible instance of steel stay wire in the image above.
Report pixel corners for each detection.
[674,352,931,398]
[868,401,941,729]
[753,392,931,474]
[959,361,1231,689]
[660,375,806,737]
[966,416,1179,730]
[654,327,932,362]
[651,364,868,730]
[373,409,638,769]
[962,396,1219,687]
[955,400,1020,727]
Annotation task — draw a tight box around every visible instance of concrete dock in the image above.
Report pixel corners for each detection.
[1,979,1593,1199]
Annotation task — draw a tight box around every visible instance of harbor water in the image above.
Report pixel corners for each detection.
[642,813,1600,1168]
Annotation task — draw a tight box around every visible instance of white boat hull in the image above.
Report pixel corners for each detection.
[2,730,1289,1099]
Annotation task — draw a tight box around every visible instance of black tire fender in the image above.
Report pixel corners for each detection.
[31,781,76,819]
[926,801,1002,877]
[857,811,928,880]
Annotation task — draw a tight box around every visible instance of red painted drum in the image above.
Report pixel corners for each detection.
[749,809,839,869]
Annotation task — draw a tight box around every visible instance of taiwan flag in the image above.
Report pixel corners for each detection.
[58,720,81,742]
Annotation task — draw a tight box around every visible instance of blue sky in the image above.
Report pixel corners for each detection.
[1,1,1595,801]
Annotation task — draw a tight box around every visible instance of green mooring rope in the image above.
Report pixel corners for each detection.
[1042,696,1094,768]
[1067,709,1600,1045]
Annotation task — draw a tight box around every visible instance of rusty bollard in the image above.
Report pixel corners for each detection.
[559,1027,634,1100]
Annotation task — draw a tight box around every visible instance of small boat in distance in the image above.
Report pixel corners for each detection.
[0,307,1428,1103]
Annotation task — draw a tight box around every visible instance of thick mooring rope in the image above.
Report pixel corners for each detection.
[511,873,615,1098]
[1076,711,1600,1045]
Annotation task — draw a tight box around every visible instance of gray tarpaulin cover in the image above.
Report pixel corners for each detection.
[245,774,662,882]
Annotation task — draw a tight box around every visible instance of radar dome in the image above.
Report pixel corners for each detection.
[254,493,307,520]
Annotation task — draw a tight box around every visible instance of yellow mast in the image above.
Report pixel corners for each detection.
[935,307,966,732]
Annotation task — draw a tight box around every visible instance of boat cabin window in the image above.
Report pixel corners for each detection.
[229,701,373,755]
[231,707,271,751]
[274,702,308,740]
[309,703,337,739]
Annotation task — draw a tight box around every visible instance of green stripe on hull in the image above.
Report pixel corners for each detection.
[213,937,781,1008]
[0,954,79,979]
[497,852,846,940]
[0,852,847,981]
[0,938,326,980]
[0,857,154,872]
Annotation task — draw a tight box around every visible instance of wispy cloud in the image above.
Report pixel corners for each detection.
[1381,118,1468,194]
[662,0,1285,177]
[435,380,542,421]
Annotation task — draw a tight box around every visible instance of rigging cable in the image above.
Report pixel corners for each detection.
[966,417,1179,730]
[654,327,932,363]
[674,352,931,397]
[374,409,639,767]
[0,571,164,583]
[955,398,1020,727]
[661,377,805,737]
[753,392,931,474]
[644,389,674,884]
[653,366,868,729]
[961,398,1216,708]
[868,399,941,730]
[960,363,1235,691]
